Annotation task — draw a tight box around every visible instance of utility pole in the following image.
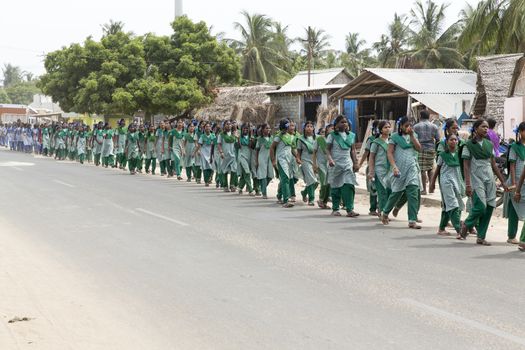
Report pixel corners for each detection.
[175,0,183,19]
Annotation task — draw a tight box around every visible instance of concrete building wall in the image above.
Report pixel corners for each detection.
[515,68,525,96]
[270,95,301,124]
[328,72,353,85]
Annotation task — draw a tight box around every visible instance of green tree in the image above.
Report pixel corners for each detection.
[373,13,410,67]
[102,20,126,37]
[408,0,464,68]
[232,11,287,83]
[341,32,375,76]
[298,26,331,85]
[5,81,40,105]
[0,88,11,103]
[2,64,23,88]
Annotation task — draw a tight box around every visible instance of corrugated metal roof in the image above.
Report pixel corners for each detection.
[410,93,475,118]
[267,68,350,94]
[366,68,477,94]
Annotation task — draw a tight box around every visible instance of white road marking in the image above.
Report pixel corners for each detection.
[12,166,24,171]
[135,208,189,227]
[53,180,75,188]
[401,298,525,346]
[0,161,35,167]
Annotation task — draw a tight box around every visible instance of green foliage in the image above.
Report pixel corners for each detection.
[0,88,11,103]
[39,16,240,118]
[5,81,40,105]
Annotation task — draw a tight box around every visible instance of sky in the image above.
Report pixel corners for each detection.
[0,0,478,79]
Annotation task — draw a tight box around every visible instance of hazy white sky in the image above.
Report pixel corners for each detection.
[0,0,477,78]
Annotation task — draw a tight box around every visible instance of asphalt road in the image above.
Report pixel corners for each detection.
[0,149,524,350]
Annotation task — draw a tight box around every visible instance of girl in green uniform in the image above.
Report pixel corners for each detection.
[359,120,379,215]
[503,122,525,245]
[137,124,146,173]
[326,116,359,217]
[194,122,216,186]
[93,123,104,166]
[42,125,50,156]
[250,126,261,196]
[460,119,508,245]
[125,124,140,175]
[218,120,238,192]
[193,122,204,184]
[255,123,274,199]
[237,123,254,195]
[170,120,185,180]
[313,125,332,209]
[116,120,128,170]
[297,121,318,206]
[102,124,115,168]
[85,126,93,163]
[161,122,172,177]
[381,116,422,229]
[429,133,465,238]
[56,126,66,160]
[271,119,297,208]
[368,121,392,218]
[212,124,223,188]
[183,123,197,182]
[145,125,157,175]
[155,121,165,175]
[76,126,87,164]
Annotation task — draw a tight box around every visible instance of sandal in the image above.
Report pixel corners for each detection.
[507,238,519,245]
[459,222,469,239]
[308,202,315,206]
[392,207,400,218]
[456,234,465,240]
[282,202,294,208]
[381,214,389,225]
[331,211,342,217]
[346,211,360,218]
[437,230,451,236]
[409,222,422,229]
[476,239,491,246]
[519,242,525,251]
[369,211,379,217]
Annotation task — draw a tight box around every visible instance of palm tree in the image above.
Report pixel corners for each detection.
[373,13,410,67]
[102,20,125,36]
[298,26,331,86]
[2,63,23,88]
[459,0,525,56]
[232,11,288,83]
[343,32,375,76]
[408,0,464,68]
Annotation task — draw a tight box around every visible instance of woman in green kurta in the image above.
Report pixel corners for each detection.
[296,121,318,206]
[102,124,115,168]
[326,115,359,217]
[136,124,146,173]
[250,129,261,196]
[115,120,128,169]
[368,121,392,217]
[358,120,379,215]
[429,133,465,238]
[93,123,104,166]
[169,120,185,180]
[55,126,66,160]
[42,125,50,156]
[162,123,172,177]
[218,120,238,192]
[76,126,87,164]
[183,123,197,182]
[313,125,332,209]
[460,119,508,245]
[381,116,422,229]
[125,124,140,175]
[212,124,223,188]
[144,125,157,175]
[503,122,525,245]
[155,121,165,175]
[194,122,216,186]
[85,126,93,164]
[255,123,274,199]
[270,119,297,208]
[237,123,254,195]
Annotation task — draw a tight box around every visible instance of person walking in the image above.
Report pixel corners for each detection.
[414,110,440,195]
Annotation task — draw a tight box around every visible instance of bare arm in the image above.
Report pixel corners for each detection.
[491,157,507,188]
[358,149,370,168]
[515,167,525,202]
[387,143,399,177]
[351,145,359,172]
[270,141,278,167]
[368,152,376,181]
[510,162,516,186]
[429,164,441,193]
[327,143,335,167]
[410,132,422,152]
[463,159,472,197]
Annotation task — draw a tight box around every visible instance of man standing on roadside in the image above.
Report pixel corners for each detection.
[414,110,440,195]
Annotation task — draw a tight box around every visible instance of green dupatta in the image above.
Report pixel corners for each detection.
[511,142,525,162]
[331,131,355,150]
[440,151,460,167]
[258,136,272,150]
[390,133,414,149]
[221,132,236,143]
[298,135,315,153]
[464,138,493,159]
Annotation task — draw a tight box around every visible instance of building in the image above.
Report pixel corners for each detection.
[471,54,523,127]
[331,68,477,140]
[503,54,525,139]
[0,104,38,123]
[266,68,353,125]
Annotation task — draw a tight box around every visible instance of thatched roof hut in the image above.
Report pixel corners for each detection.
[194,85,278,125]
[472,54,523,122]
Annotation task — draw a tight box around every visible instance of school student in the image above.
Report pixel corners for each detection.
[125,124,141,175]
[183,123,197,182]
[237,123,254,195]
[359,120,379,215]
[115,119,127,169]
[93,123,104,166]
[144,125,157,175]
[326,115,359,217]
[381,116,422,229]
[271,119,297,208]
[76,126,87,164]
[368,121,392,218]
[504,122,525,245]
[170,120,185,180]
[218,120,238,192]
[296,121,318,206]
[255,123,274,199]
[460,119,508,245]
[101,124,115,168]
[194,122,215,186]
[313,125,332,209]
[429,133,465,238]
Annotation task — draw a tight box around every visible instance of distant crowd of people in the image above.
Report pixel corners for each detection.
[1,113,524,251]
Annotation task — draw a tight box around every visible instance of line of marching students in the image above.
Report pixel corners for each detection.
[4,115,525,251]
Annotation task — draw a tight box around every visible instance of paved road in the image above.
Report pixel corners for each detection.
[0,150,524,350]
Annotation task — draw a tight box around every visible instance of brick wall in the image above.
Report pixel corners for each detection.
[270,95,301,125]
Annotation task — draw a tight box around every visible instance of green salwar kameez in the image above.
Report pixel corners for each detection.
[237,136,253,193]
[297,136,318,203]
[256,136,274,197]
[274,134,295,204]
[370,138,392,214]
[503,143,525,241]
[436,152,465,233]
[327,132,357,213]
